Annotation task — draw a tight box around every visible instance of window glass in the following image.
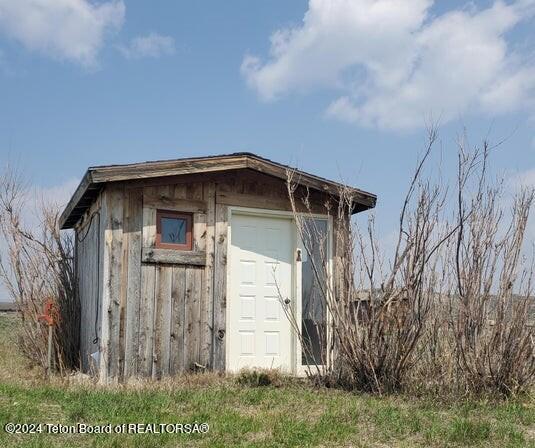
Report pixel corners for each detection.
[301,218,328,366]
[161,217,187,244]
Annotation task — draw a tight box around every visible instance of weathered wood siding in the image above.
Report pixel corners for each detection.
[92,180,211,381]
[76,199,103,373]
[78,169,336,382]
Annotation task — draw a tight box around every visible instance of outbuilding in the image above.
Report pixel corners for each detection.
[60,153,376,382]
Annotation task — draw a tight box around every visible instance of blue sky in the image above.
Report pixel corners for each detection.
[0,0,534,299]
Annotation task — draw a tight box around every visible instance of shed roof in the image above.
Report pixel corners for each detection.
[60,152,376,229]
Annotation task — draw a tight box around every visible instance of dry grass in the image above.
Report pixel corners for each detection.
[0,312,42,385]
[0,313,534,447]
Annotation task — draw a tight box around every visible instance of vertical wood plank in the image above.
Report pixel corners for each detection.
[192,267,202,366]
[187,181,203,201]
[184,267,196,370]
[158,185,171,199]
[124,188,143,377]
[97,194,108,382]
[331,216,345,368]
[89,212,98,371]
[75,226,83,367]
[110,187,125,382]
[153,266,172,379]
[152,267,162,380]
[117,193,128,380]
[74,205,100,374]
[160,266,173,376]
[172,183,187,200]
[193,212,207,251]
[99,186,125,382]
[142,186,157,248]
[170,266,186,374]
[213,202,228,371]
[202,182,215,368]
[79,222,90,372]
[139,264,156,377]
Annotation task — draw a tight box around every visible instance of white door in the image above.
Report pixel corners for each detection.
[228,213,294,372]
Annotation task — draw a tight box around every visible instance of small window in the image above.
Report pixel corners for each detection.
[156,210,193,250]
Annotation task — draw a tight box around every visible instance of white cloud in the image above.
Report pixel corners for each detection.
[0,0,125,67]
[117,32,175,59]
[242,0,535,130]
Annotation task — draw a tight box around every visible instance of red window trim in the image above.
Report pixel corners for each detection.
[155,209,193,251]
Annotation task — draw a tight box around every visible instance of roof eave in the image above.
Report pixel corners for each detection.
[59,170,93,230]
[60,154,376,229]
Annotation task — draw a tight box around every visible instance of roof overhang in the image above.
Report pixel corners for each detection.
[60,153,377,229]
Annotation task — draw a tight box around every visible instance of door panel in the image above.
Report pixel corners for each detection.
[228,213,293,371]
[297,218,329,371]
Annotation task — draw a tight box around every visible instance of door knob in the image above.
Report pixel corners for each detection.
[284,298,291,305]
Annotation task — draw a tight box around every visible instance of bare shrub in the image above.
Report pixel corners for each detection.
[444,140,535,395]
[0,166,79,373]
[285,128,535,396]
[284,126,448,393]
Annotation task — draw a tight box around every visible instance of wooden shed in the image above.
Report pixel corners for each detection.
[60,153,376,382]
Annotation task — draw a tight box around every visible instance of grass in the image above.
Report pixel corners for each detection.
[0,313,534,447]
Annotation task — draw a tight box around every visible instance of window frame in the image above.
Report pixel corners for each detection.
[155,209,193,251]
